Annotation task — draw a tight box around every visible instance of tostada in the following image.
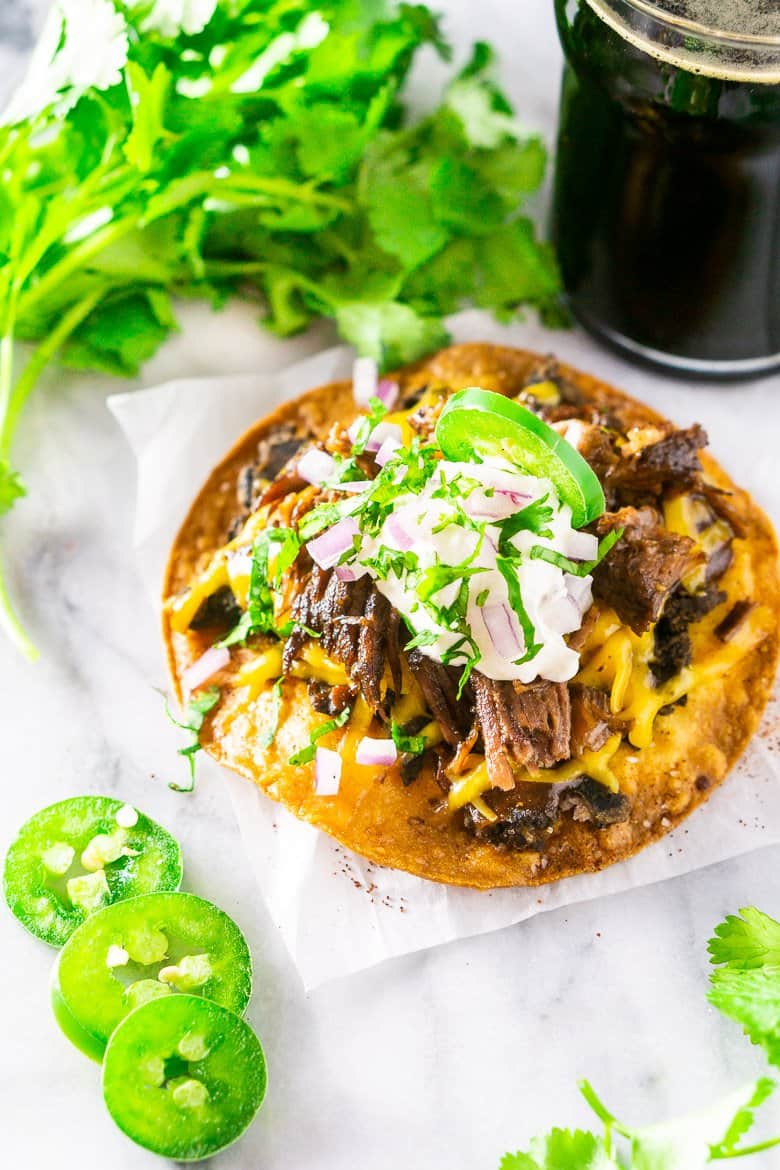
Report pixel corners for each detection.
[163,344,779,888]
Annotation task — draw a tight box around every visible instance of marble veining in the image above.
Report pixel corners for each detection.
[2,2,780,1168]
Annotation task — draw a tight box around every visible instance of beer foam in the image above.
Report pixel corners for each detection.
[664,2,780,38]
[587,0,780,82]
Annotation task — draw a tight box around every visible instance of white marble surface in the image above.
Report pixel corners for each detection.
[2,2,780,1168]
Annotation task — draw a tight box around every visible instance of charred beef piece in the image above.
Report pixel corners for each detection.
[307,680,355,716]
[715,599,755,643]
[651,583,726,685]
[236,423,304,513]
[569,685,619,756]
[406,650,473,747]
[579,424,707,509]
[592,507,700,634]
[463,784,561,851]
[284,567,399,716]
[189,585,241,632]
[559,779,631,827]
[471,675,571,790]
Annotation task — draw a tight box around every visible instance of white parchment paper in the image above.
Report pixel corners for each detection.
[109,316,780,990]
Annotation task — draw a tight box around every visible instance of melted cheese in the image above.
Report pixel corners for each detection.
[169,559,229,633]
[448,733,624,813]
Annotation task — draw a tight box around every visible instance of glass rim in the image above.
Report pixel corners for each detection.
[625,0,780,47]
[586,0,780,80]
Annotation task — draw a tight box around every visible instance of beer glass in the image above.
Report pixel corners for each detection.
[552,1,780,378]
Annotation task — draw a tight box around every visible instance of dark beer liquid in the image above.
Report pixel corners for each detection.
[552,0,780,376]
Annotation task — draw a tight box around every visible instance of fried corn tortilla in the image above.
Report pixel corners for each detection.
[163,344,780,889]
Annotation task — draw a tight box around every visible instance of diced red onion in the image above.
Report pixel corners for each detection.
[467,491,530,521]
[482,603,524,661]
[356,737,398,767]
[352,356,378,406]
[385,513,415,552]
[307,517,360,570]
[541,592,582,636]
[335,563,368,582]
[297,447,337,486]
[375,435,402,466]
[558,529,598,561]
[470,466,534,495]
[336,480,373,494]
[564,573,593,613]
[314,747,342,795]
[183,645,230,693]
[376,378,400,410]
[365,421,403,454]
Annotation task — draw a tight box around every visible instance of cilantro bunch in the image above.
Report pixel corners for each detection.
[0,0,561,660]
[499,907,780,1168]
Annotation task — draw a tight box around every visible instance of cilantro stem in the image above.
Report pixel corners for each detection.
[0,549,38,662]
[712,1137,780,1159]
[1,289,103,458]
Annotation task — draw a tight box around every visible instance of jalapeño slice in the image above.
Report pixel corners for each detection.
[102,994,267,1161]
[3,796,183,946]
[52,892,253,1061]
[435,387,605,527]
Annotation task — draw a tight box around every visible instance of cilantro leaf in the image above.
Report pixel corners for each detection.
[709,907,780,971]
[288,705,351,766]
[165,686,221,791]
[335,300,449,369]
[0,462,26,515]
[390,720,427,756]
[259,677,284,750]
[500,1130,615,1170]
[709,908,780,1069]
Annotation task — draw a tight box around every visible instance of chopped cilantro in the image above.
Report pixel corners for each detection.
[404,629,439,651]
[498,496,555,549]
[259,678,284,750]
[496,556,542,665]
[528,528,623,577]
[288,706,351,766]
[350,396,388,456]
[164,686,221,792]
[475,589,490,607]
[390,721,427,756]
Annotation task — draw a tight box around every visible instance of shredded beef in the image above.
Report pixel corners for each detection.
[651,583,726,684]
[579,423,707,509]
[559,779,631,827]
[284,568,400,716]
[471,675,571,789]
[406,650,473,747]
[569,685,618,756]
[592,507,700,634]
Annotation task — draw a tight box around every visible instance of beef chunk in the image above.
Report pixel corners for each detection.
[569,685,618,756]
[651,583,726,684]
[463,784,561,851]
[236,423,304,512]
[307,680,355,716]
[406,650,473,747]
[592,507,700,634]
[579,423,708,509]
[472,675,571,790]
[284,568,399,716]
[559,778,631,827]
[189,585,241,631]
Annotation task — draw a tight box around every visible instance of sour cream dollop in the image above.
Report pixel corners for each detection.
[315,453,598,685]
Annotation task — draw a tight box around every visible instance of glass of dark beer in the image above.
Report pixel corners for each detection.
[552,0,780,378]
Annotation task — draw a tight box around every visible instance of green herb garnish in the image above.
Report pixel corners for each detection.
[0,3,559,660]
[288,706,351,767]
[529,527,623,578]
[259,678,285,751]
[390,720,428,756]
[497,906,780,1168]
[165,687,221,792]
